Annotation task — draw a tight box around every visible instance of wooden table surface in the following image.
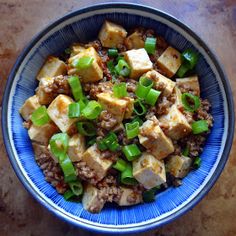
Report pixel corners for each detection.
[0,0,235,235]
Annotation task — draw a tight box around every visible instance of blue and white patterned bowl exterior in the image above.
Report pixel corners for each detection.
[2,3,234,234]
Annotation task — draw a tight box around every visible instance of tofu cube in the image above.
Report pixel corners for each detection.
[47,95,78,133]
[125,31,145,50]
[82,184,105,213]
[36,77,55,105]
[124,48,153,79]
[67,134,86,162]
[32,143,58,163]
[19,95,40,120]
[98,21,127,48]
[70,43,86,56]
[139,118,174,160]
[115,187,142,206]
[166,155,192,178]
[173,86,183,108]
[37,56,67,81]
[82,144,113,181]
[68,47,103,83]
[133,152,166,189]
[157,46,181,78]
[176,75,200,96]
[97,92,130,123]
[159,105,192,140]
[145,70,176,97]
[28,122,59,145]
[123,97,134,119]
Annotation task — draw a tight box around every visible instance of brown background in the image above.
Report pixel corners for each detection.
[0,0,236,235]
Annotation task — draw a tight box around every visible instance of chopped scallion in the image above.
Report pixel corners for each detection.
[134,99,147,116]
[182,146,190,157]
[31,106,50,126]
[144,37,156,54]
[68,76,84,101]
[115,59,131,77]
[113,158,128,172]
[125,121,140,139]
[72,56,94,69]
[121,163,138,185]
[181,93,200,112]
[145,89,161,106]
[135,77,153,98]
[77,121,96,136]
[193,156,201,169]
[68,103,80,118]
[49,133,69,158]
[68,180,83,196]
[113,82,127,98]
[192,120,208,134]
[82,101,102,120]
[63,190,74,200]
[108,48,118,57]
[122,144,141,161]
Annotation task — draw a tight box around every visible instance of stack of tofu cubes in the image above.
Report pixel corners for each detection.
[19,20,200,212]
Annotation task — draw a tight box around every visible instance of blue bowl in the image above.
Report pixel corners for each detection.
[2,3,234,234]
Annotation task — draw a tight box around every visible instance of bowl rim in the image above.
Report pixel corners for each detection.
[1,2,235,234]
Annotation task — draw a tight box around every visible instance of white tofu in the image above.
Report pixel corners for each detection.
[68,47,103,83]
[145,70,176,97]
[133,152,166,189]
[70,43,86,56]
[98,21,127,48]
[176,75,200,96]
[125,31,145,50]
[36,77,55,105]
[157,46,181,78]
[82,144,113,181]
[173,86,183,108]
[19,95,40,121]
[37,56,67,81]
[28,122,59,145]
[47,95,78,133]
[123,97,134,119]
[124,48,153,79]
[138,117,174,160]
[115,187,142,206]
[97,92,131,123]
[67,134,86,162]
[166,155,192,178]
[32,143,58,163]
[82,184,105,213]
[159,105,192,140]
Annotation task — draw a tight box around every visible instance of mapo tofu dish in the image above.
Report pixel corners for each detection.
[20,21,213,213]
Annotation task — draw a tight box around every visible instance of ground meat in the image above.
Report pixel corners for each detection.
[98,110,118,130]
[127,79,137,93]
[76,161,98,185]
[100,150,120,162]
[23,120,32,129]
[183,110,195,124]
[47,75,71,95]
[35,153,68,194]
[177,83,198,96]
[117,43,127,52]
[85,40,102,52]
[156,96,172,115]
[145,106,157,120]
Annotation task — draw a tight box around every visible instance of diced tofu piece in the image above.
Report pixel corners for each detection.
[145,70,176,97]
[125,31,145,50]
[36,77,55,105]
[159,105,192,140]
[28,122,59,145]
[166,155,192,178]
[67,134,86,162]
[157,46,181,78]
[47,95,78,133]
[98,21,127,48]
[133,152,166,189]
[173,86,183,108]
[176,75,200,96]
[124,48,153,79]
[138,117,174,160]
[19,95,40,120]
[70,43,86,56]
[97,92,130,123]
[82,144,113,181]
[68,47,103,83]
[82,184,105,213]
[37,56,67,81]
[115,187,142,206]
[32,142,58,163]
[123,97,134,119]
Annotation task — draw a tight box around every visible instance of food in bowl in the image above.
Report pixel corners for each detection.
[19,20,213,213]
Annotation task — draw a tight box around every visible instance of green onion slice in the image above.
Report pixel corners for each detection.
[193,156,201,169]
[144,37,156,54]
[108,48,118,57]
[115,59,131,77]
[181,93,200,112]
[68,180,83,196]
[86,137,97,147]
[31,106,50,126]
[192,120,208,134]
[131,116,143,126]
[145,89,161,106]
[134,99,147,116]
[97,132,120,152]
[63,190,74,200]
[49,133,69,158]
[176,62,189,78]
[113,158,128,172]
[182,49,199,70]
[122,144,141,161]
[113,82,127,98]
[142,186,160,203]
[182,146,190,157]
[72,56,94,69]
[77,121,96,136]
[68,103,80,118]
[125,121,140,139]
[82,101,102,120]
[135,77,153,99]
[121,163,138,185]
[68,76,84,101]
